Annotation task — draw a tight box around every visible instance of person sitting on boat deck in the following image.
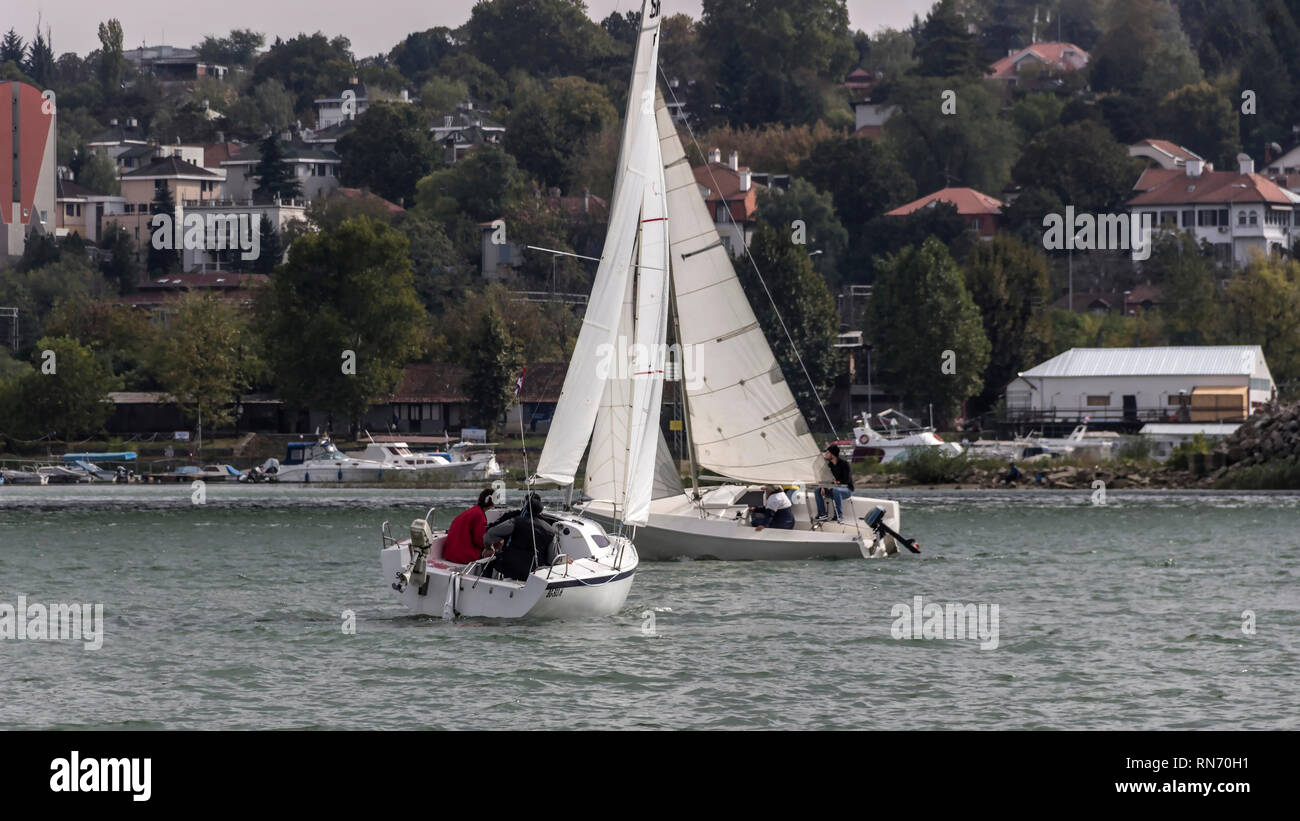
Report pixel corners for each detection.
[443,487,495,564]
[749,485,795,531]
[482,493,563,581]
[814,445,855,521]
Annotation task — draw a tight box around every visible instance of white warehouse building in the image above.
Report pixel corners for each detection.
[1005,346,1275,427]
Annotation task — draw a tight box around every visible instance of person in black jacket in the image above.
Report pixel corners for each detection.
[482,493,560,581]
[815,445,855,521]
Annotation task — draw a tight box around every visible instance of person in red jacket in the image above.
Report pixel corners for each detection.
[443,488,495,564]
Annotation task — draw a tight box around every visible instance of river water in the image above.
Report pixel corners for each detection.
[1,486,1296,730]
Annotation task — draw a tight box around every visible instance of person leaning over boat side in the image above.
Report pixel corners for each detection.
[482,493,565,581]
[443,488,495,564]
[749,485,795,531]
[815,445,855,521]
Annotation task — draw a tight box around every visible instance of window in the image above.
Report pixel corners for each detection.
[1249,210,1258,225]
[65,204,75,217]
[1197,210,1214,226]
[1159,211,1177,227]
[1086,395,1110,406]
[1218,208,1229,225]
[1238,210,1247,225]
[1181,209,1194,228]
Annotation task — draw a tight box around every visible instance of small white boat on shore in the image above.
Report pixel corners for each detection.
[349,439,486,481]
[834,409,963,464]
[265,435,413,483]
[380,504,637,620]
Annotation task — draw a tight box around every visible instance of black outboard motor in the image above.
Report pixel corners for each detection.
[863,506,922,554]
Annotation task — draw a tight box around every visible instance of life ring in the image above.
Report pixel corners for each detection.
[857,434,871,445]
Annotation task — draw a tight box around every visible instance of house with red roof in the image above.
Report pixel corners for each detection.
[694,148,765,257]
[885,187,1005,239]
[1127,156,1300,266]
[987,42,1089,88]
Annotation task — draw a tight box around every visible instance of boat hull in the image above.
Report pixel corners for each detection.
[578,489,904,561]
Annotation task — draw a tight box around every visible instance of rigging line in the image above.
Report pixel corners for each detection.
[658,68,840,442]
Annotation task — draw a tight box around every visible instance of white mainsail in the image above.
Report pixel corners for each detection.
[654,94,832,485]
[535,1,664,491]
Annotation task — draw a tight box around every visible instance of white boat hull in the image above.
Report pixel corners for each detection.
[380,512,637,619]
[578,487,905,561]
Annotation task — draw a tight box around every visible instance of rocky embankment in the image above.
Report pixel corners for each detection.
[1208,401,1300,487]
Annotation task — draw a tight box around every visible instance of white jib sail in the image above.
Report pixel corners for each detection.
[535,1,664,486]
[654,94,832,485]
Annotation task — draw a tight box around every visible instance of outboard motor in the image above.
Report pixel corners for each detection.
[863,506,922,555]
[393,519,434,593]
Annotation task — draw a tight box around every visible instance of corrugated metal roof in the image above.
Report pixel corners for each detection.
[1022,346,1263,377]
[1139,423,1241,436]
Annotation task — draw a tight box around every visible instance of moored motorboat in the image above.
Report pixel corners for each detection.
[265,434,413,483]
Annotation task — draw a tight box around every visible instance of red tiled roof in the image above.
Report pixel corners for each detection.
[885,187,1005,217]
[203,141,243,169]
[390,364,469,404]
[515,362,566,403]
[988,42,1089,80]
[1127,170,1295,206]
[1132,139,1202,163]
[543,193,608,221]
[693,162,762,222]
[1133,167,1184,192]
[335,187,406,214]
[853,124,884,139]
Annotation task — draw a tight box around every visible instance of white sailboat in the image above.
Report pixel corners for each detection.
[377,0,674,618]
[573,89,916,560]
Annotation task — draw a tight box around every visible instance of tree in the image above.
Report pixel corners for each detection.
[756,178,849,285]
[196,29,265,68]
[98,224,139,294]
[78,150,121,195]
[1218,256,1300,391]
[1089,0,1202,103]
[601,11,641,45]
[418,76,468,114]
[0,29,25,65]
[96,19,124,96]
[254,215,283,274]
[251,33,355,115]
[466,0,618,79]
[0,257,109,351]
[1157,82,1240,169]
[155,292,255,439]
[860,28,917,78]
[24,26,55,87]
[458,300,523,433]
[963,236,1052,414]
[399,212,472,315]
[252,134,303,201]
[389,27,460,84]
[337,103,437,205]
[505,76,618,190]
[256,217,425,428]
[862,201,977,278]
[147,184,180,276]
[915,0,982,78]
[11,336,121,442]
[1012,120,1139,214]
[870,237,990,421]
[1144,231,1217,345]
[799,135,915,235]
[739,225,842,432]
[44,300,158,388]
[415,144,530,225]
[881,77,1018,196]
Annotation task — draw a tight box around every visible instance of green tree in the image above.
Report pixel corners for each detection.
[799,135,915,235]
[400,212,472,315]
[147,184,180,276]
[24,27,55,86]
[458,300,523,433]
[155,292,255,439]
[870,237,990,421]
[251,33,355,115]
[915,0,982,77]
[963,235,1052,414]
[418,76,468,114]
[739,225,842,431]
[44,300,158,388]
[1218,256,1300,390]
[415,144,530,225]
[252,134,303,201]
[98,224,139,294]
[11,336,121,442]
[196,29,265,68]
[1012,120,1140,213]
[505,76,618,190]
[337,102,437,205]
[466,0,618,79]
[78,149,121,195]
[96,19,125,96]
[1,28,26,65]
[0,257,108,351]
[882,77,1018,195]
[756,177,849,285]
[860,28,917,78]
[1090,0,1202,103]
[1156,82,1240,169]
[256,217,425,427]
[1146,231,1217,345]
[255,215,283,274]
[389,27,460,84]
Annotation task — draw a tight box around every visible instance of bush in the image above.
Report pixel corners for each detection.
[1168,433,1212,470]
[1215,460,1300,489]
[896,447,978,484]
[1117,436,1154,462]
